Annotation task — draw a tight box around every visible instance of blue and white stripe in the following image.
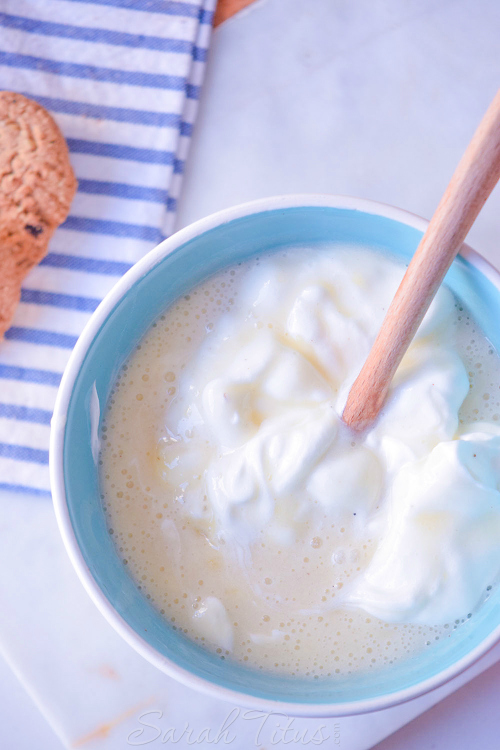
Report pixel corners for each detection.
[0,0,215,495]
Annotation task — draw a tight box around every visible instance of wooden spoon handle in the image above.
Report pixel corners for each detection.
[343,88,500,432]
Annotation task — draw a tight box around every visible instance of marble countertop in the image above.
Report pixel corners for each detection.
[1,1,500,748]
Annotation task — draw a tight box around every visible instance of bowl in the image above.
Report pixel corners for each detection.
[50,195,500,717]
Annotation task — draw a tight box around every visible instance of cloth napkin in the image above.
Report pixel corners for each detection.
[0,0,215,496]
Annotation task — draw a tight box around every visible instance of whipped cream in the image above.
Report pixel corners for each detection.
[101,245,500,676]
[161,249,500,625]
[349,429,500,623]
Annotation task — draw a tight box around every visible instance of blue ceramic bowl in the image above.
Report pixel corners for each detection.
[50,195,500,716]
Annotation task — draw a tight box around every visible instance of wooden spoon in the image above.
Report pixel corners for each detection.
[343,88,500,432]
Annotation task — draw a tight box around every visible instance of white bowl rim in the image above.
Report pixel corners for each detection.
[50,193,500,718]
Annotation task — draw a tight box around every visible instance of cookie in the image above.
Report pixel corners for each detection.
[0,91,77,338]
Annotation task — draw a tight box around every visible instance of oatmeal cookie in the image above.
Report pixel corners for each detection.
[0,91,77,337]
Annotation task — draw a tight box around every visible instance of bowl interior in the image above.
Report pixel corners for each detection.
[61,205,500,709]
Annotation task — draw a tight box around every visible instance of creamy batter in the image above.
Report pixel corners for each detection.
[100,245,500,679]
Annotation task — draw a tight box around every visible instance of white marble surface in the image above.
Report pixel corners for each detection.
[0,651,63,750]
[1,644,500,750]
[2,0,500,748]
[176,0,500,264]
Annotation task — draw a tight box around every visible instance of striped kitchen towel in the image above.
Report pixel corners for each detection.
[0,0,215,495]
